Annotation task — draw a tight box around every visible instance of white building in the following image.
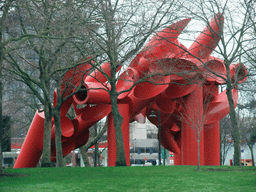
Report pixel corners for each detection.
[129,121,170,165]
[222,143,256,166]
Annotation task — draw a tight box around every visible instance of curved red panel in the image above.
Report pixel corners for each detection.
[74,131,90,149]
[146,108,170,127]
[53,90,74,117]
[161,126,181,154]
[203,59,226,84]
[183,57,226,84]
[85,62,122,83]
[51,116,74,140]
[61,61,93,97]
[204,88,238,124]
[145,18,191,47]
[130,18,191,69]
[73,82,111,104]
[163,80,198,99]
[14,111,45,168]
[142,39,188,64]
[133,76,170,99]
[74,104,112,134]
[154,94,176,114]
[230,63,248,83]
[133,107,147,124]
[187,13,224,59]
[116,67,140,99]
[123,90,154,121]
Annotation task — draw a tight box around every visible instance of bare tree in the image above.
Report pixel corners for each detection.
[79,121,107,167]
[73,0,183,166]
[180,0,255,167]
[0,0,184,169]
[238,99,256,167]
[220,115,233,165]
[0,0,21,174]
[240,116,256,166]
[5,0,99,167]
[174,83,215,171]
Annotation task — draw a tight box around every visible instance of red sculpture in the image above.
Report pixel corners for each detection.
[14,13,247,168]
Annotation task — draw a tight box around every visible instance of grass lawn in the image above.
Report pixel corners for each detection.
[0,166,255,192]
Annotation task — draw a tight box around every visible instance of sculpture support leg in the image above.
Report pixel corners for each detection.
[174,132,182,165]
[180,86,204,165]
[107,104,130,166]
[203,83,220,165]
[14,111,45,168]
[204,122,220,165]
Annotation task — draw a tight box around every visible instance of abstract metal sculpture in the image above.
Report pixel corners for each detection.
[14,13,247,168]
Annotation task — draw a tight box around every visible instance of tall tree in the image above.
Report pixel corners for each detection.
[74,0,182,166]
[0,0,17,175]
[181,0,255,167]
[5,0,99,167]
[238,99,256,166]
[220,115,233,165]
[240,115,256,166]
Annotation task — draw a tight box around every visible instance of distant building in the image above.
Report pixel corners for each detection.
[129,121,158,140]
[222,143,256,166]
[129,120,170,165]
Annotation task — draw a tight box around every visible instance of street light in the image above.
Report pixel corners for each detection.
[149,110,161,166]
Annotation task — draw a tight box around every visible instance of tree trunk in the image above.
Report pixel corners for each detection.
[94,143,99,167]
[110,86,126,166]
[197,131,201,171]
[249,145,255,166]
[220,137,223,166]
[0,10,4,175]
[0,43,3,175]
[79,145,91,167]
[53,108,65,167]
[41,104,53,167]
[0,0,12,175]
[222,145,227,165]
[0,113,2,174]
[221,141,231,165]
[79,122,108,167]
[94,124,98,167]
[226,87,241,167]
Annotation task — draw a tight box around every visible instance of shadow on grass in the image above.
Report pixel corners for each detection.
[0,172,30,177]
[203,167,256,172]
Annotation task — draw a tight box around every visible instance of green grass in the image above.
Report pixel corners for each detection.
[1,166,256,192]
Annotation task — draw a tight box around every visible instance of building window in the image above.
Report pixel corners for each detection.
[147,130,157,139]
[146,147,154,154]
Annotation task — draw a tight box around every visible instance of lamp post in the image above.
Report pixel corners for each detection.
[149,110,161,166]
